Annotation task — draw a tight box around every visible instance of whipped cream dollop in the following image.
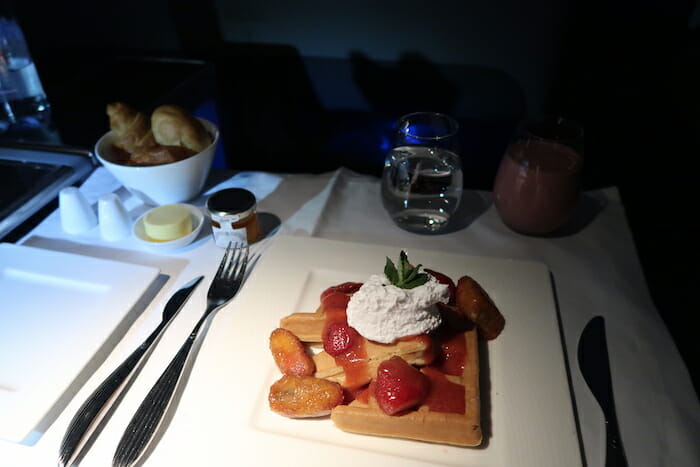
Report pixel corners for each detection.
[346,274,450,344]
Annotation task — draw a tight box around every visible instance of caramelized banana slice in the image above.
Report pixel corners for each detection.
[269,328,315,376]
[455,276,505,340]
[269,375,344,418]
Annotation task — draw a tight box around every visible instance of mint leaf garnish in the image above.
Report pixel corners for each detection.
[384,257,399,284]
[384,251,429,289]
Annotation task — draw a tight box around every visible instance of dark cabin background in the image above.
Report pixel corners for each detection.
[7,0,698,392]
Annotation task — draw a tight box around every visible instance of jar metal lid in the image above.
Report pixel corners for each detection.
[206,188,257,218]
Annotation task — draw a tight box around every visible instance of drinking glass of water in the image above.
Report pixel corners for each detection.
[381,112,463,234]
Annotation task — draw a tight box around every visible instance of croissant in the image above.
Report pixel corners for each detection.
[151,105,211,153]
[128,145,196,166]
[106,102,157,153]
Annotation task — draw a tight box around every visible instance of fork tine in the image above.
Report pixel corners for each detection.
[227,245,242,280]
[237,245,250,279]
[230,245,249,281]
[215,242,234,279]
[224,243,243,280]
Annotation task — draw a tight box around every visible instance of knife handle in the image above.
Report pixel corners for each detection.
[112,329,198,467]
[58,343,149,467]
[605,416,628,467]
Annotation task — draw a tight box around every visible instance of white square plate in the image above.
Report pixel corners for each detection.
[0,243,160,444]
[188,236,582,467]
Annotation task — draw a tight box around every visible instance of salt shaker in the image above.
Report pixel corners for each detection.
[59,187,97,234]
[98,193,131,241]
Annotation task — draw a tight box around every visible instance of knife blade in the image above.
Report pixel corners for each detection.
[58,275,203,467]
[577,316,628,467]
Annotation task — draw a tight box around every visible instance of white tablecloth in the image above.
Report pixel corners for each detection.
[2,167,698,466]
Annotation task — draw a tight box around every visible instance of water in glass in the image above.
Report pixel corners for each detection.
[0,17,51,133]
[381,145,463,233]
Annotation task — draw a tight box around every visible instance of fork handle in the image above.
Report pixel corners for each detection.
[112,308,213,467]
[59,344,148,466]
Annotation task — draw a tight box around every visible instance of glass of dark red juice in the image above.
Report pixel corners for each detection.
[493,116,584,235]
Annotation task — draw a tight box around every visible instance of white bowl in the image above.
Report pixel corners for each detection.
[94,118,219,206]
[132,204,205,251]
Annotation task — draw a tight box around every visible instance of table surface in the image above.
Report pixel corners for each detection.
[1,167,698,466]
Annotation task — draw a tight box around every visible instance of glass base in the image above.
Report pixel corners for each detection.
[390,209,451,234]
[499,216,571,237]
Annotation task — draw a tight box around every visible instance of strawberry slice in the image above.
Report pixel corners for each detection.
[321,291,352,309]
[374,356,430,416]
[425,268,456,304]
[320,282,363,301]
[323,321,361,356]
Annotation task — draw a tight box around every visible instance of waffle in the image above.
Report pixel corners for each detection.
[330,327,482,447]
[273,274,492,447]
[279,306,325,342]
[313,336,433,387]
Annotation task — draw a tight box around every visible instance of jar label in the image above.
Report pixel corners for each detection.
[212,223,247,247]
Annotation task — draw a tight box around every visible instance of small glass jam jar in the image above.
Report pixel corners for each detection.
[206,188,261,247]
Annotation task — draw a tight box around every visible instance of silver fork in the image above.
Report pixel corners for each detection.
[112,243,249,467]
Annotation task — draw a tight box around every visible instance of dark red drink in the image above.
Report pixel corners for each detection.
[493,140,583,235]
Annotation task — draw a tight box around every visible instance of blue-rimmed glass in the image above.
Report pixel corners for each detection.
[381,112,463,233]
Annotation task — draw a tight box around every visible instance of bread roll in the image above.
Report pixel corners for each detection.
[106,102,156,153]
[151,105,211,153]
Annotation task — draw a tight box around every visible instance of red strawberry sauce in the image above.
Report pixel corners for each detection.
[431,330,467,376]
[422,366,466,414]
[322,296,369,389]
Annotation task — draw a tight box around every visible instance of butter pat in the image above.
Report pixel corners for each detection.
[143,204,193,241]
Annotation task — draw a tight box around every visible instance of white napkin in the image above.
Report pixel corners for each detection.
[204,171,283,202]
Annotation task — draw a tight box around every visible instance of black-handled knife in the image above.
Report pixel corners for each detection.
[577,316,628,467]
[58,276,203,467]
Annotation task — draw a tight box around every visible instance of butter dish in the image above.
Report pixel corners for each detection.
[132,203,205,251]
